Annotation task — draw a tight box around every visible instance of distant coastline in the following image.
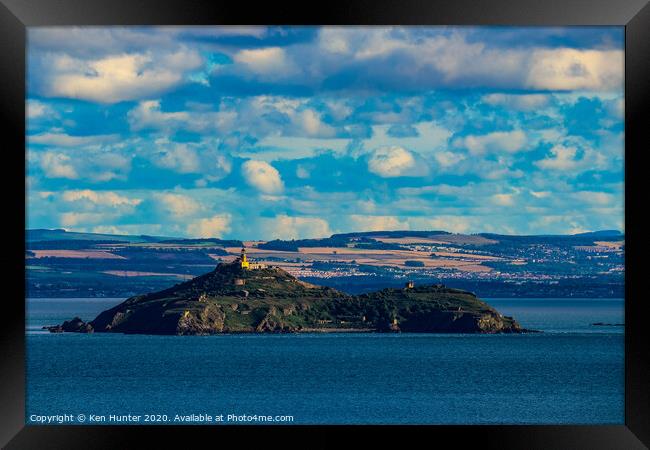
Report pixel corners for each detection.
[26,228,624,300]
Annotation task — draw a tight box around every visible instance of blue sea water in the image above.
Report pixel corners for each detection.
[26,298,624,425]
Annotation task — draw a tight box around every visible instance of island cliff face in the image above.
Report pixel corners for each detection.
[49,262,527,335]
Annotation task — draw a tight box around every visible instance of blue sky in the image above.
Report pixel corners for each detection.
[26,26,624,239]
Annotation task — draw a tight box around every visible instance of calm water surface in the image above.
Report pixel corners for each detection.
[26,297,624,425]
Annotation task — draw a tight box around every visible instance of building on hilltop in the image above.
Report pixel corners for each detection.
[238,247,267,270]
[239,247,250,269]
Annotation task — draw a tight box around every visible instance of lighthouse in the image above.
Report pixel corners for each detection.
[239,247,250,269]
[237,247,267,270]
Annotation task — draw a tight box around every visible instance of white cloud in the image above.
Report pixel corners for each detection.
[186,213,232,238]
[154,144,201,173]
[62,189,141,206]
[40,152,78,179]
[262,215,332,240]
[38,191,54,199]
[348,215,409,231]
[31,28,623,108]
[25,28,624,238]
[29,132,119,147]
[491,193,516,206]
[294,109,335,138]
[456,130,527,155]
[36,146,131,182]
[60,212,109,227]
[29,27,177,56]
[359,123,452,155]
[318,28,352,54]
[606,98,624,119]
[313,28,623,92]
[572,191,615,205]
[434,151,466,168]
[26,100,57,120]
[127,100,237,133]
[530,190,551,199]
[254,135,350,161]
[482,93,550,111]
[324,99,353,121]
[52,190,141,228]
[128,96,341,144]
[349,28,411,60]
[241,160,284,194]
[90,224,164,236]
[483,167,525,181]
[526,48,623,91]
[43,50,202,103]
[127,100,191,131]
[156,193,201,217]
[90,153,132,182]
[534,145,581,171]
[233,47,298,77]
[367,146,425,177]
[212,154,233,177]
[407,216,472,234]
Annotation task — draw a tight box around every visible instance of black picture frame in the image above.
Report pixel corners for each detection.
[1,0,648,448]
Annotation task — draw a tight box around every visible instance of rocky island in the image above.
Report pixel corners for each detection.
[48,249,528,335]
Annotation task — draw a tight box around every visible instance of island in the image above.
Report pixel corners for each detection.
[47,248,529,335]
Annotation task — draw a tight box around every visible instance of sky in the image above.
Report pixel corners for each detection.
[26,26,625,240]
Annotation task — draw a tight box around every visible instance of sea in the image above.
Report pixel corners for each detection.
[26,297,624,425]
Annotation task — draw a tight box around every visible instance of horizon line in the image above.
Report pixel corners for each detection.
[25,227,625,241]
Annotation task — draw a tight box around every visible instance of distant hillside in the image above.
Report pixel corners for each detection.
[476,232,624,247]
[157,238,243,247]
[258,237,350,251]
[572,230,623,237]
[27,228,623,244]
[26,229,175,243]
[257,229,624,252]
[331,230,450,239]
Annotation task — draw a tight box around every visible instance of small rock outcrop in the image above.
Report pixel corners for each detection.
[44,317,93,333]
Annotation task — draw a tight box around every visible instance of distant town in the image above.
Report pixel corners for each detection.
[26,228,624,299]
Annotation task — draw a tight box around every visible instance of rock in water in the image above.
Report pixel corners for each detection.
[50,261,530,335]
[45,317,93,333]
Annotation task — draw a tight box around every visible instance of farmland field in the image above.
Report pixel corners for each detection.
[26,229,624,299]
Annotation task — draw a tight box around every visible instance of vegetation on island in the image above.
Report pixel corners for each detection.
[49,261,527,335]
